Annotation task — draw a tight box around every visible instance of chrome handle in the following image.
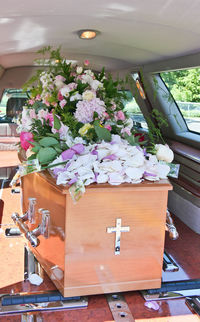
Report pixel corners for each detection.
[166,209,179,240]
[28,198,36,224]
[11,212,40,248]
[17,197,37,224]
[38,208,50,239]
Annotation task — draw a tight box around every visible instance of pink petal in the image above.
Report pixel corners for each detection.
[68,178,77,186]
[103,154,117,161]
[71,143,85,154]
[20,132,34,151]
[61,149,76,160]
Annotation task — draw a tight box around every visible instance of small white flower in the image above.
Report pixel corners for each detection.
[90,79,103,91]
[70,93,82,101]
[76,66,83,74]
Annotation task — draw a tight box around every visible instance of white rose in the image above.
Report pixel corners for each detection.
[76,66,83,74]
[82,90,96,101]
[155,144,174,163]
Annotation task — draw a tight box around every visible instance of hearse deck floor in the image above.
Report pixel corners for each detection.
[0,151,199,321]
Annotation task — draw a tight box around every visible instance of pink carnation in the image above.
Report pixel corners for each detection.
[45,113,54,126]
[28,99,35,106]
[60,99,67,109]
[58,91,64,101]
[35,94,41,101]
[68,82,77,91]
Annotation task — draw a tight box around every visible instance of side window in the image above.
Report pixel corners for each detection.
[0,89,27,123]
[123,90,148,129]
[160,68,200,134]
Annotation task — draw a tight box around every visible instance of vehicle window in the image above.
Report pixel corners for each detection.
[0,89,27,123]
[160,68,200,134]
[123,91,148,129]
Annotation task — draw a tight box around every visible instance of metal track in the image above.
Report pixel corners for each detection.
[106,293,135,321]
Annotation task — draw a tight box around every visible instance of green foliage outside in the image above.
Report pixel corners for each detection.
[161,68,200,103]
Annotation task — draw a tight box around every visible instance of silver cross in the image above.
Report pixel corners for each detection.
[107,218,130,255]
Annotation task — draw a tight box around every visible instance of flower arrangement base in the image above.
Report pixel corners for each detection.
[21,171,172,297]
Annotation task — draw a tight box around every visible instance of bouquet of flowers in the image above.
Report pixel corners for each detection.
[16,47,174,200]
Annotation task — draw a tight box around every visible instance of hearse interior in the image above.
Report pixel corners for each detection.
[0,0,200,320]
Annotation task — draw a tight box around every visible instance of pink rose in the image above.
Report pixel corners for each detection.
[20,132,34,151]
[84,59,90,66]
[115,110,125,121]
[105,124,112,131]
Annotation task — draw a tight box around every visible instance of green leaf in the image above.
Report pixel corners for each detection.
[28,154,38,161]
[39,137,59,147]
[53,114,61,130]
[37,147,57,164]
[94,121,111,142]
[124,134,138,146]
[31,144,41,153]
[47,132,60,139]
[54,143,62,153]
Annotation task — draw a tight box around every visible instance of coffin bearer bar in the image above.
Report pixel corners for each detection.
[11,208,50,248]
[107,218,130,255]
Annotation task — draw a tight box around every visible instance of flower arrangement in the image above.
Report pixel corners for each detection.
[16,47,174,200]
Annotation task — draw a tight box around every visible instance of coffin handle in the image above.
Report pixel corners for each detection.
[166,209,179,240]
[11,212,40,248]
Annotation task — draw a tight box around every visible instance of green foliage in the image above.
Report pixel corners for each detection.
[61,112,80,137]
[161,68,200,102]
[94,121,111,142]
[53,114,61,130]
[39,137,59,147]
[146,109,168,145]
[123,133,139,146]
[38,147,58,164]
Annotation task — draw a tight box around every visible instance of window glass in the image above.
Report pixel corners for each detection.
[0,89,27,123]
[160,68,200,134]
[122,91,148,129]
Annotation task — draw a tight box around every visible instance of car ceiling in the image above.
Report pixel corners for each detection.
[0,0,200,71]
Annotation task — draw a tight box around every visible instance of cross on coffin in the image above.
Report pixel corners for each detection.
[107,218,130,255]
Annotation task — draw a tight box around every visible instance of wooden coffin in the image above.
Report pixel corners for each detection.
[22,172,172,297]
